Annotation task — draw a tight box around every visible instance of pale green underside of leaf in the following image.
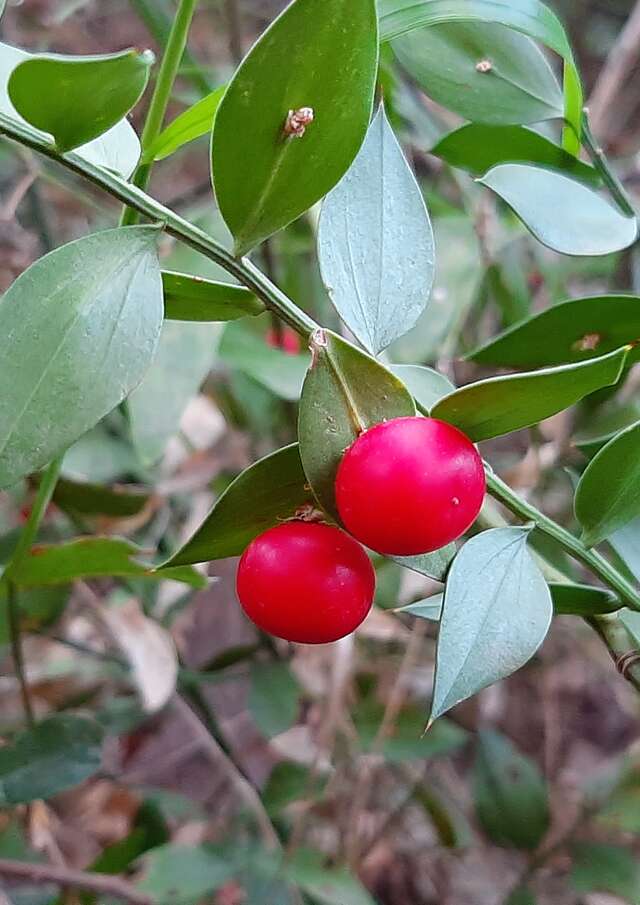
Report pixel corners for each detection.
[430,527,552,722]
[479,164,638,256]
[318,104,434,354]
[0,226,163,489]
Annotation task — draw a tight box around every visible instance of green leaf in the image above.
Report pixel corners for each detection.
[468,295,640,368]
[474,730,549,850]
[432,124,599,183]
[355,701,467,761]
[163,271,263,322]
[128,319,221,465]
[263,762,312,816]
[0,715,103,804]
[393,21,562,126]
[73,801,169,905]
[396,595,443,621]
[550,582,620,616]
[400,584,621,619]
[504,889,536,905]
[0,226,163,489]
[317,104,434,354]
[571,842,639,901]
[393,547,456,583]
[390,364,455,413]
[298,329,416,518]
[378,0,582,150]
[430,528,552,722]
[137,844,234,905]
[0,42,141,177]
[286,849,376,905]
[248,662,301,737]
[479,164,638,256]
[219,320,309,401]
[212,0,379,255]
[610,517,640,584]
[162,444,315,568]
[576,399,640,456]
[10,537,206,589]
[0,583,69,645]
[9,48,153,151]
[575,420,640,547]
[53,478,150,519]
[63,424,140,485]
[144,86,225,162]
[431,347,629,442]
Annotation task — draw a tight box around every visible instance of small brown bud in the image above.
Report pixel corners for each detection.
[284,106,315,138]
[475,59,493,73]
[572,332,601,352]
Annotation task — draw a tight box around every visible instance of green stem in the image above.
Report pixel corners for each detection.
[121,0,200,225]
[7,581,35,727]
[486,468,640,612]
[0,113,317,338]
[4,454,63,581]
[582,112,636,217]
[129,0,211,96]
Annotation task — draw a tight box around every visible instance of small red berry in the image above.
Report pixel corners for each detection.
[265,326,301,355]
[335,416,486,556]
[236,521,375,644]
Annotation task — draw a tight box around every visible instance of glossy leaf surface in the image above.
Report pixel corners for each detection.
[163,444,315,567]
[212,0,378,255]
[0,42,141,177]
[479,164,638,256]
[474,730,549,850]
[318,105,434,354]
[390,364,455,414]
[393,21,562,126]
[0,226,163,489]
[145,86,225,161]
[432,124,598,183]
[11,537,206,589]
[468,295,640,368]
[163,271,263,322]
[378,0,582,149]
[575,420,640,547]
[9,48,153,151]
[298,330,416,518]
[430,528,552,722]
[0,715,103,804]
[432,347,629,442]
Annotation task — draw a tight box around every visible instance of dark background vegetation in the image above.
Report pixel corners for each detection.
[1,1,640,903]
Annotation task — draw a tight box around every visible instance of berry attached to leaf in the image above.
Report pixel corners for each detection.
[236,521,375,644]
[335,416,486,555]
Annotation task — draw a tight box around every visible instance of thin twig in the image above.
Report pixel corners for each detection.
[345,621,428,866]
[172,695,281,849]
[588,0,640,136]
[0,859,152,905]
[7,582,35,727]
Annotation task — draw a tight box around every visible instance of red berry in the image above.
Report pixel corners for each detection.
[265,326,301,355]
[236,521,375,644]
[335,416,486,556]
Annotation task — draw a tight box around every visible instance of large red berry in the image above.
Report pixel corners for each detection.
[236,521,375,644]
[335,416,485,556]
